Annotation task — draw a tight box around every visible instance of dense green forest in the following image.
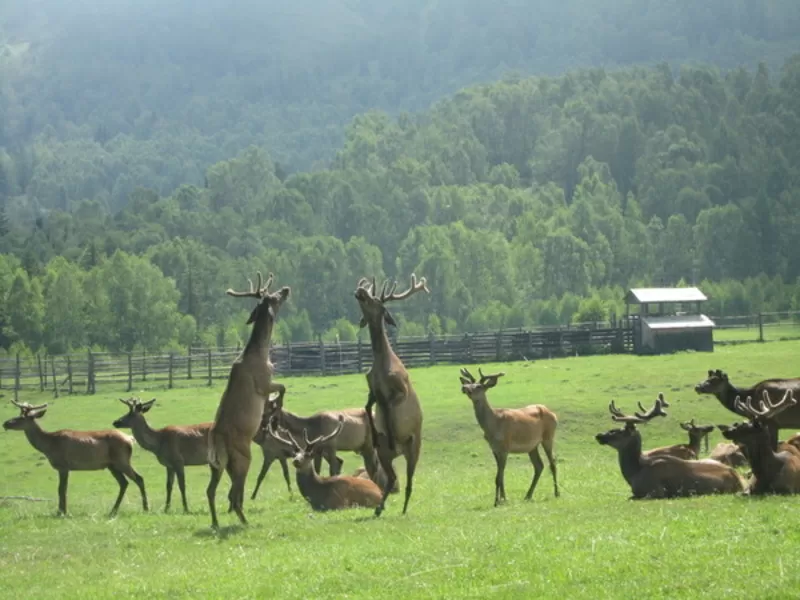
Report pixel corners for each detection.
[1,0,800,354]
[1,56,800,354]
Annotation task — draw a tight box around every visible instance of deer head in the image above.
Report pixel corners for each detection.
[227,271,291,325]
[354,273,429,329]
[113,397,157,428]
[719,390,797,443]
[266,415,345,472]
[3,400,49,430]
[680,418,715,452]
[594,396,668,449]
[459,367,505,401]
[695,369,729,394]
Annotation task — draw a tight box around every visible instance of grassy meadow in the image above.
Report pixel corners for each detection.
[2,341,800,598]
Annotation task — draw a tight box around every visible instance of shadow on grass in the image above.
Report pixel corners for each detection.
[193,523,246,540]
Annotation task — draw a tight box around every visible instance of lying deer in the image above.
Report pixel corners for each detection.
[265,415,382,511]
[595,395,744,499]
[3,400,149,516]
[459,367,559,506]
[709,442,748,468]
[644,417,715,460]
[717,390,800,495]
[113,397,211,512]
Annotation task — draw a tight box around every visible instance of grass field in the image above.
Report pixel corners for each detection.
[2,342,800,599]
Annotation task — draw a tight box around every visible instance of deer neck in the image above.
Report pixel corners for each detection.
[741,435,784,481]
[129,415,161,453]
[294,463,325,506]
[688,433,702,457]
[716,381,752,416]
[244,312,275,361]
[472,397,498,433]
[616,435,645,486]
[278,410,306,433]
[22,420,57,457]
[366,319,395,366]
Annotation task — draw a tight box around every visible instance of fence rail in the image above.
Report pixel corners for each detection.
[1,311,798,397]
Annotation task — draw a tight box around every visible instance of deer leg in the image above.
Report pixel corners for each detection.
[524,448,544,501]
[228,453,250,525]
[57,470,69,516]
[401,434,421,515]
[313,452,323,475]
[381,400,397,453]
[206,465,223,529]
[174,465,189,513]
[493,451,507,506]
[374,435,398,517]
[108,466,129,517]
[165,468,175,512]
[323,448,343,476]
[279,457,292,495]
[119,464,148,512]
[251,455,274,500]
[541,440,560,498]
[364,391,380,447]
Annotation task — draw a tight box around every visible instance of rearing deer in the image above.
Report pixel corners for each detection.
[354,273,429,516]
[206,271,290,529]
[3,400,149,516]
[459,367,559,506]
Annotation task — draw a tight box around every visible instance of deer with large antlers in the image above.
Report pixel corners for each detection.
[206,270,290,529]
[695,369,800,448]
[3,400,149,516]
[354,273,429,516]
[113,397,211,513]
[265,415,383,511]
[717,390,800,495]
[644,418,715,461]
[595,395,744,499]
[459,367,559,506]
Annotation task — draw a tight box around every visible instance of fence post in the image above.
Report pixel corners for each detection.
[168,352,174,389]
[87,350,94,394]
[286,341,292,373]
[319,336,326,375]
[51,355,58,398]
[14,352,20,402]
[758,312,764,342]
[357,336,362,373]
[37,353,44,391]
[142,349,147,382]
[127,352,133,392]
[496,330,503,362]
[429,331,436,366]
[67,355,73,394]
[207,348,212,386]
[187,346,192,380]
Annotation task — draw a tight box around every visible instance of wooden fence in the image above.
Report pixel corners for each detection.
[0,324,633,397]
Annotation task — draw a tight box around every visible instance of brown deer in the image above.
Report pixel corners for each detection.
[644,418,715,460]
[3,400,149,516]
[250,419,293,500]
[355,274,428,516]
[595,395,745,499]
[459,367,559,506]
[717,390,800,495]
[709,442,748,468]
[113,397,211,513]
[206,270,290,529]
[265,415,383,511]
[695,369,800,448]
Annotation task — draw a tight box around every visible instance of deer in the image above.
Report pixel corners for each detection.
[717,390,800,495]
[595,395,745,499]
[709,442,749,468]
[644,418,715,460]
[112,396,211,513]
[249,419,293,500]
[354,273,429,516]
[459,367,559,506]
[695,369,800,449]
[3,400,149,516]
[206,270,290,529]
[265,415,383,511]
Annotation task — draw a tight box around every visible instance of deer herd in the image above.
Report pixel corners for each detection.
[3,272,800,528]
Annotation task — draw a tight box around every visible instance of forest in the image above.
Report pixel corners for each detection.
[0,0,799,354]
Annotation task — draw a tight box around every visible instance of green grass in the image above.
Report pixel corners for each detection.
[2,342,800,599]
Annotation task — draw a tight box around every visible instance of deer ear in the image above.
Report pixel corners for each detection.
[383,309,397,327]
[140,400,155,413]
[246,306,258,325]
[31,408,47,420]
[359,316,367,329]
[459,377,470,386]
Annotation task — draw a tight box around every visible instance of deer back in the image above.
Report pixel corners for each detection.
[47,428,135,471]
[634,455,745,497]
[163,423,213,466]
[485,404,557,453]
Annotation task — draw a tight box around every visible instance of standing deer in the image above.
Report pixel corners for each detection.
[595,395,744,498]
[265,416,383,511]
[355,274,429,516]
[644,418,715,460]
[113,397,211,513]
[250,419,293,500]
[717,390,800,495]
[3,400,149,516]
[206,271,290,529]
[695,369,800,448]
[459,367,559,506]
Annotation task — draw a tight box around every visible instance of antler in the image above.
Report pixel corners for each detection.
[635,393,669,420]
[11,399,48,412]
[679,418,696,431]
[608,400,649,425]
[735,390,797,421]
[266,417,302,450]
[460,368,477,383]
[226,271,274,298]
[478,367,505,387]
[304,416,345,448]
[380,273,429,303]
[356,277,377,296]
